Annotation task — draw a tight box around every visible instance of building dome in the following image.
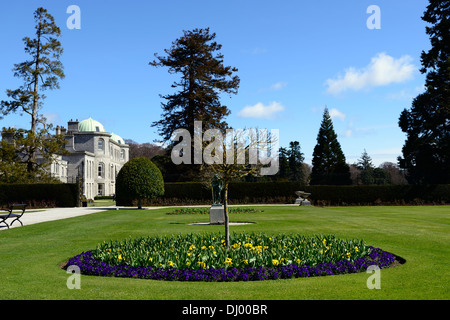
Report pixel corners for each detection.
[78,117,106,132]
[110,132,125,145]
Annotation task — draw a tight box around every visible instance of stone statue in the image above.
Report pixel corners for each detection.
[211,174,223,206]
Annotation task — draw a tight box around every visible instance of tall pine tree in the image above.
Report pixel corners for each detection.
[398,0,450,184]
[0,7,66,178]
[311,108,351,185]
[0,7,64,134]
[150,28,239,145]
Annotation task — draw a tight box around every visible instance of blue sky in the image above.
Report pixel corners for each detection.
[0,0,430,166]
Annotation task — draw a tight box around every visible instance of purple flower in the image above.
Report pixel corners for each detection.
[64,246,397,282]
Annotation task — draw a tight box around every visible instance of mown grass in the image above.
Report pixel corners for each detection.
[0,205,448,300]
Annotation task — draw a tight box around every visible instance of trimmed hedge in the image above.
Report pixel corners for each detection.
[304,184,450,206]
[116,157,164,207]
[140,182,450,206]
[0,183,78,208]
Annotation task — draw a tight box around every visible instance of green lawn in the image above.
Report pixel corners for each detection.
[0,205,448,300]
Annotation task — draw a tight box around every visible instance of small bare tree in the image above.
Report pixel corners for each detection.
[200,128,278,248]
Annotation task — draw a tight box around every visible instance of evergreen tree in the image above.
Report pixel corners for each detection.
[277,147,290,181]
[288,141,305,182]
[356,149,374,171]
[398,0,450,184]
[149,28,239,146]
[116,157,164,209]
[356,149,375,185]
[0,7,66,178]
[0,7,64,134]
[373,167,392,185]
[274,141,305,182]
[311,108,351,185]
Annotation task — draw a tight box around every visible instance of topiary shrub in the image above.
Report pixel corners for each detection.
[115,157,164,209]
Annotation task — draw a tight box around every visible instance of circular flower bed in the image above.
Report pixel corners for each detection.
[65,232,397,282]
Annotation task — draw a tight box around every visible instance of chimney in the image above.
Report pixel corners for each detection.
[55,125,61,135]
[67,119,79,134]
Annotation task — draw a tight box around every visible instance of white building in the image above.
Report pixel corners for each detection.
[57,117,129,199]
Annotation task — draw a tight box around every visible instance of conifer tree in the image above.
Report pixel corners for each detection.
[356,149,375,185]
[398,0,450,184]
[310,108,351,185]
[149,28,239,146]
[288,141,305,182]
[0,7,66,178]
[277,147,290,180]
[0,7,64,134]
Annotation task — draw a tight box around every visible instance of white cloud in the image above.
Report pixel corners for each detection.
[329,108,346,121]
[238,101,285,120]
[387,85,425,100]
[43,112,60,124]
[325,53,416,95]
[258,82,288,93]
[343,129,353,137]
[270,82,288,91]
[342,123,397,138]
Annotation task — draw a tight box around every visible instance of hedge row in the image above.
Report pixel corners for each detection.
[0,183,78,208]
[137,182,450,206]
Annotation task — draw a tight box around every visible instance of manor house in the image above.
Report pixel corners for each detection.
[52,117,129,199]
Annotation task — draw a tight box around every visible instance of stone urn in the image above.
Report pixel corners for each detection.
[295,191,311,206]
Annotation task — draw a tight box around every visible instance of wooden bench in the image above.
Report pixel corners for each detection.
[0,204,27,229]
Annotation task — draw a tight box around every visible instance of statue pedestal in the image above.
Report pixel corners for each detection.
[210,205,225,225]
[295,198,311,206]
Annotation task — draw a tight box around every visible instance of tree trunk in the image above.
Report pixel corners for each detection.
[138,198,142,210]
[223,185,229,249]
[31,17,42,135]
[29,16,41,174]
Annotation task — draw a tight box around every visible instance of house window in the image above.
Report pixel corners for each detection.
[98,139,104,150]
[96,126,100,132]
[120,149,125,160]
[98,162,104,178]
